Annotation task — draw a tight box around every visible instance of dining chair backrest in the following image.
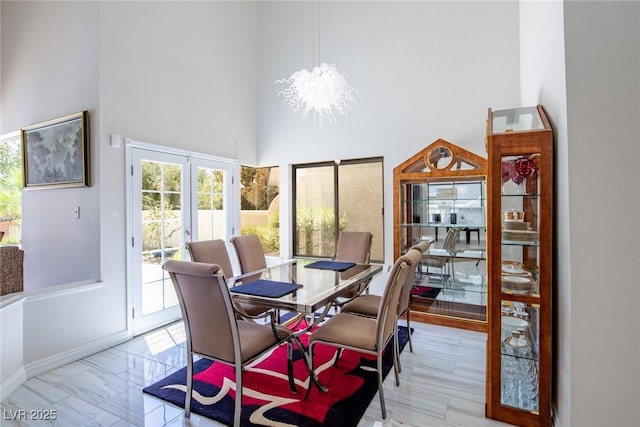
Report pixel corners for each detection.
[230,235,267,283]
[186,239,234,280]
[163,260,238,363]
[399,243,431,314]
[335,231,373,264]
[409,239,431,254]
[443,228,460,251]
[376,250,419,347]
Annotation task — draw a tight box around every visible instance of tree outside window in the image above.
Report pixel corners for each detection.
[240,165,280,256]
[0,135,22,244]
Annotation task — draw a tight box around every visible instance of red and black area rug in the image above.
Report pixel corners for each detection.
[143,324,411,427]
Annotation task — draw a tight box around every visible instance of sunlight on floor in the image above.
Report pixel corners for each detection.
[144,322,186,355]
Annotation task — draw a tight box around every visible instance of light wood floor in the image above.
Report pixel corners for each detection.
[1,320,513,426]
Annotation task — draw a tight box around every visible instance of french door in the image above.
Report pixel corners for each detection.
[127,145,234,334]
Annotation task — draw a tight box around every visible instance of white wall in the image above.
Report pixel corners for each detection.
[562,2,640,426]
[257,1,521,260]
[99,1,258,162]
[0,0,259,390]
[0,0,127,383]
[1,1,101,290]
[522,3,640,425]
[0,297,24,400]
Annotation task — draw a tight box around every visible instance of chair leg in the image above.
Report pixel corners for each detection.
[394,321,402,375]
[407,312,413,353]
[392,337,400,387]
[185,354,193,418]
[377,352,387,419]
[234,369,243,427]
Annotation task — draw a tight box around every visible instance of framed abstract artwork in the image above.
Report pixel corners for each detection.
[21,111,90,189]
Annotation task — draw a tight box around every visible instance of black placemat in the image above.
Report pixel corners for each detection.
[304,261,357,272]
[230,279,302,298]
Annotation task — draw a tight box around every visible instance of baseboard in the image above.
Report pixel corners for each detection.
[2,329,130,400]
[0,367,27,401]
[23,329,131,379]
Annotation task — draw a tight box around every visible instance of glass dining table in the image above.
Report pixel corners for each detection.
[227,257,383,318]
[227,258,384,394]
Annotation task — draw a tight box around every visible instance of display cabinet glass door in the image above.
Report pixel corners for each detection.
[499,153,542,412]
[400,178,487,324]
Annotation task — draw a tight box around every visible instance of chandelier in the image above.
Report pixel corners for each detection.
[277,63,356,125]
[276,2,357,126]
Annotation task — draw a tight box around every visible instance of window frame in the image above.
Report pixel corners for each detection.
[292,156,384,263]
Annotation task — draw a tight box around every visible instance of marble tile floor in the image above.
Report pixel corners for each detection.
[1,320,513,427]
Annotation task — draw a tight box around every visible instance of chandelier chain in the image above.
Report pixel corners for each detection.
[276,0,356,125]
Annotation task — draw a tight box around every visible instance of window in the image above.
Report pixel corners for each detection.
[239,165,280,257]
[0,133,22,244]
[293,157,384,263]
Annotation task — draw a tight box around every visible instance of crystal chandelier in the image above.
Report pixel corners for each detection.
[276,1,357,126]
[277,63,356,125]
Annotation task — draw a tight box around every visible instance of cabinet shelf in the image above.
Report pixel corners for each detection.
[501,240,540,247]
[501,194,539,198]
[401,198,485,203]
[401,223,486,228]
[500,346,540,362]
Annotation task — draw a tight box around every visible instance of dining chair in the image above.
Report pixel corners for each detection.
[186,239,270,318]
[335,231,373,264]
[331,231,373,310]
[463,227,481,245]
[230,234,268,283]
[163,260,297,427]
[339,243,426,372]
[424,227,460,280]
[307,250,417,419]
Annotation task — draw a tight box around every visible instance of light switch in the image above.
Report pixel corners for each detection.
[110,134,122,148]
[74,206,80,219]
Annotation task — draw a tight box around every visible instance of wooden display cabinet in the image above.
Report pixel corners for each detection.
[485,105,553,426]
[393,139,488,331]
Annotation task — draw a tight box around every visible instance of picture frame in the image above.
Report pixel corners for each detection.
[21,111,90,189]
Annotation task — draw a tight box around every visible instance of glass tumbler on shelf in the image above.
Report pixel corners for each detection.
[519,355,539,411]
[501,329,539,410]
[501,337,520,407]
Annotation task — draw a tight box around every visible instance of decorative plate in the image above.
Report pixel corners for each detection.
[505,336,532,348]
